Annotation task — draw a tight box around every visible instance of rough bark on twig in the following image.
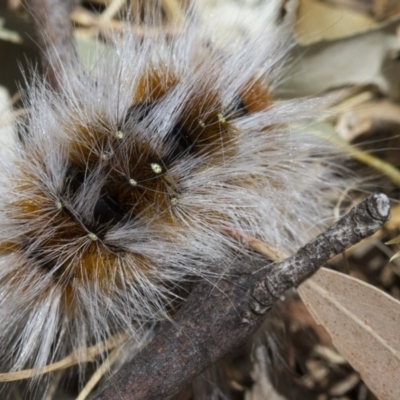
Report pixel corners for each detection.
[90,193,390,400]
[26,0,76,90]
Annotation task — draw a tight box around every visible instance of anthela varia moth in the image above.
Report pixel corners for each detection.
[0,0,344,394]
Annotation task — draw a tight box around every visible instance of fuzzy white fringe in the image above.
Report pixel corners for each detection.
[0,1,344,388]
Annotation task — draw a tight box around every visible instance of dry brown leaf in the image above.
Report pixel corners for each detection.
[295,0,400,45]
[323,0,400,22]
[298,268,400,400]
[295,0,378,44]
[336,100,400,142]
[281,28,400,98]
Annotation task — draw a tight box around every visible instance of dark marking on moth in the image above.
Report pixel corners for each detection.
[164,121,195,162]
[124,102,154,125]
[229,97,249,119]
[63,164,127,234]
[93,193,124,228]
[64,165,83,193]
[21,238,60,275]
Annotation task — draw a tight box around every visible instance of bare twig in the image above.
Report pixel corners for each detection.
[89,193,390,400]
[314,124,400,188]
[25,0,76,90]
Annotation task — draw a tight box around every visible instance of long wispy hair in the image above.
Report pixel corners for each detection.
[0,1,345,394]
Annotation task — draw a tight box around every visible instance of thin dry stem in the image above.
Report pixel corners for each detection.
[98,0,127,23]
[76,347,122,400]
[316,124,400,188]
[0,333,127,382]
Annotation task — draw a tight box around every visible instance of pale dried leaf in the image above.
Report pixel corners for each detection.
[295,0,377,44]
[386,235,400,245]
[281,29,400,98]
[295,0,400,45]
[298,268,400,400]
[324,0,400,21]
[384,234,400,261]
[336,100,400,142]
[389,251,400,262]
[0,16,22,43]
[198,0,294,47]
